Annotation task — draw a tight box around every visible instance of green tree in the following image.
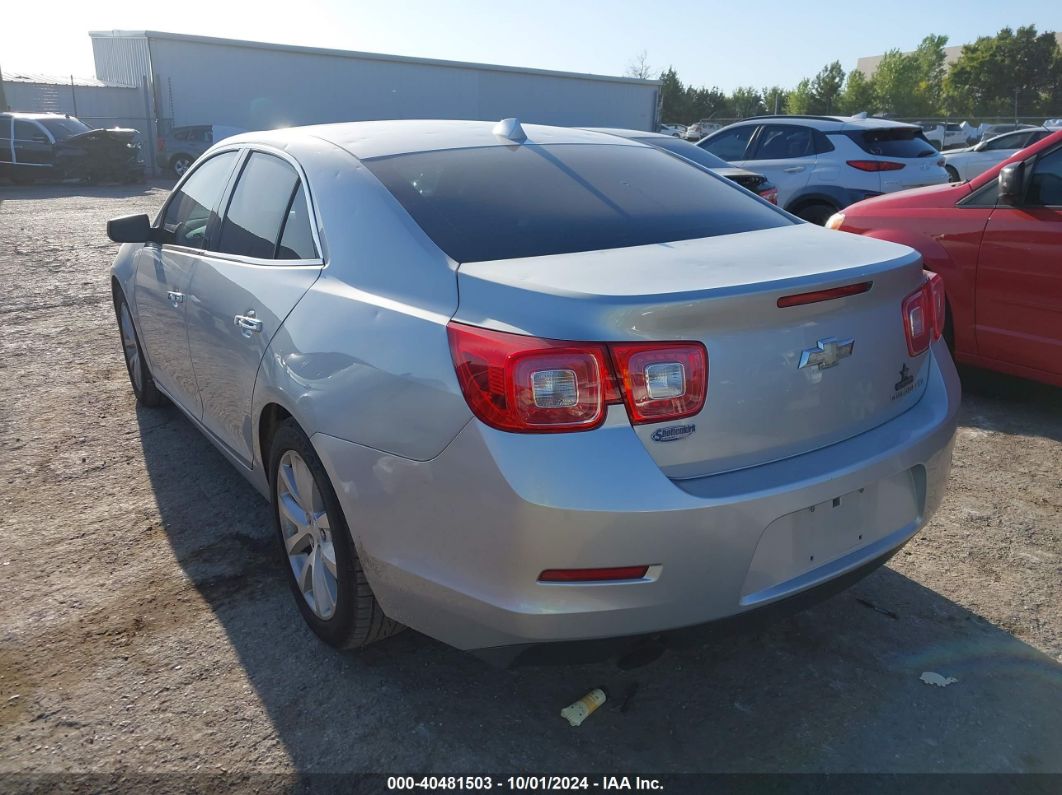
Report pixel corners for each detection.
[730,86,764,118]
[947,25,1062,118]
[786,78,815,114]
[838,69,876,115]
[873,49,922,115]
[762,85,789,115]
[910,34,949,116]
[659,67,687,123]
[811,61,846,114]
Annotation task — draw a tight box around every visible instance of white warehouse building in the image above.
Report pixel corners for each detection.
[89,30,661,172]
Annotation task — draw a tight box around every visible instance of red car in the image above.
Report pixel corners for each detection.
[828,129,1062,387]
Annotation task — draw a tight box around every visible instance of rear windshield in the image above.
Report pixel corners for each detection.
[628,136,732,170]
[38,117,91,141]
[842,128,938,159]
[363,144,791,263]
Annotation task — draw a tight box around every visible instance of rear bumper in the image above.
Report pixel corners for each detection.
[313,340,960,653]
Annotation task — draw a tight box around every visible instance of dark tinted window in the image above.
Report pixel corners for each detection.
[0,117,10,147]
[1028,147,1062,206]
[14,120,48,142]
[363,143,791,263]
[699,126,755,161]
[173,129,188,141]
[216,153,300,259]
[277,187,318,260]
[37,117,91,140]
[753,125,815,159]
[161,151,239,248]
[983,131,1030,151]
[844,128,938,158]
[630,136,731,170]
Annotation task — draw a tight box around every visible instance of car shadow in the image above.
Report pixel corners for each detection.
[135,404,1062,775]
[958,365,1062,444]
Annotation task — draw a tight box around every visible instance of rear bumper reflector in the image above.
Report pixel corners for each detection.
[539,566,649,583]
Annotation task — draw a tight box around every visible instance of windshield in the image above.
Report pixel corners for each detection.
[38,117,92,141]
[363,143,791,263]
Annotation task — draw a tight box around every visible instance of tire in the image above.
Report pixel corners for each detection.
[794,202,837,226]
[945,165,961,183]
[171,155,194,178]
[268,419,403,649]
[114,290,165,407]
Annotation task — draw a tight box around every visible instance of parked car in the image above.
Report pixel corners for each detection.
[159,123,246,177]
[977,123,1037,141]
[106,119,959,662]
[698,115,949,224]
[0,111,144,184]
[828,129,1062,387]
[657,123,686,137]
[919,121,981,151]
[584,127,778,203]
[685,120,721,140]
[943,127,1053,182]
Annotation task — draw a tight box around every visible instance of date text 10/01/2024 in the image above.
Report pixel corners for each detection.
[387,777,665,791]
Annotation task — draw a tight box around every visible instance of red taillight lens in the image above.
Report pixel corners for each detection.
[447,322,708,432]
[609,342,707,424]
[758,187,779,205]
[846,160,905,172]
[901,273,945,356]
[539,566,649,582]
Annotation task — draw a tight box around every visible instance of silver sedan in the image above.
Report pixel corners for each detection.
[107,119,959,662]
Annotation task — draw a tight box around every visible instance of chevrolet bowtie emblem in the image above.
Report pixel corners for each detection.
[798,337,855,370]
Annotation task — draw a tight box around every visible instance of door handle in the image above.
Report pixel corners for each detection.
[167,290,184,307]
[783,166,805,173]
[234,310,263,337]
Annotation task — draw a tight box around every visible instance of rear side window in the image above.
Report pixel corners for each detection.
[277,188,318,260]
[161,151,239,248]
[699,126,755,161]
[216,153,301,259]
[843,128,938,158]
[363,143,792,263]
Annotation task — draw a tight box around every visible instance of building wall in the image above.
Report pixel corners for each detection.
[3,80,148,137]
[92,32,658,138]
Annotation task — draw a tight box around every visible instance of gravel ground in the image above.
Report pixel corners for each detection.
[0,183,1060,783]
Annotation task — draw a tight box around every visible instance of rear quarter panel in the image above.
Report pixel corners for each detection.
[251,136,471,466]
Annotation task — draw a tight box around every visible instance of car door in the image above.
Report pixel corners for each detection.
[0,116,12,170]
[133,150,241,413]
[975,143,1062,376]
[12,119,54,172]
[739,124,816,207]
[185,149,324,466]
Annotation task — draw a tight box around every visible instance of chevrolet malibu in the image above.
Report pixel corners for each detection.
[107,120,959,663]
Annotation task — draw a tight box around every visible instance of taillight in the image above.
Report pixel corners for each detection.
[847,160,905,172]
[446,322,707,433]
[901,272,945,356]
[758,187,779,205]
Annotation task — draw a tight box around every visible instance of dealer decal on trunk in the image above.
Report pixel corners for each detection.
[892,363,922,400]
[651,424,696,443]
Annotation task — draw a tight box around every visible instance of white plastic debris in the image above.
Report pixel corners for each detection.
[920,671,958,687]
[561,688,607,727]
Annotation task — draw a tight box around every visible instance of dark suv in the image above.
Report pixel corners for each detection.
[0,112,144,184]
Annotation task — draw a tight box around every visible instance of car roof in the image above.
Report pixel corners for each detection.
[2,111,78,120]
[221,119,645,160]
[717,115,920,133]
[581,127,670,140]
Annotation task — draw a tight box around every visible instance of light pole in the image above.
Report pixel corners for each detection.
[1014,88,1020,125]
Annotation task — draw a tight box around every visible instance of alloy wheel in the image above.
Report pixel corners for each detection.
[276,450,338,620]
[119,303,143,392]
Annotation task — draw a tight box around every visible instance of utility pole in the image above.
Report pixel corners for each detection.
[1014,88,1020,124]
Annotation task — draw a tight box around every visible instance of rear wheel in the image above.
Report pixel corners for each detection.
[794,202,837,226]
[269,419,403,649]
[114,291,165,407]
[171,155,194,178]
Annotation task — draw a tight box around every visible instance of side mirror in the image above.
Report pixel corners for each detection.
[107,213,153,243]
[998,163,1025,205]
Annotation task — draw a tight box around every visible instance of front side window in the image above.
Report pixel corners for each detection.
[363,143,792,263]
[699,126,755,161]
[14,120,49,143]
[1027,148,1062,207]
[216,152,304,259]
[984,132,1028,152]
[161,150,239,248]
[753,125,814,160]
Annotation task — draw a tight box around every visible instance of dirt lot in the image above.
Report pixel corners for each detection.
[0,183,1060,782]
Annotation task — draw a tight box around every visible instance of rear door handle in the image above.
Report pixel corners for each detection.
[783,166,805,173]
[167,290,184,307]
[234,310,263,337]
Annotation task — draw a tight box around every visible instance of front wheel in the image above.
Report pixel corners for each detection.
[794,203,837,226]
[269,419,403,649]
[945,165,961,183]
[171,155,193,178]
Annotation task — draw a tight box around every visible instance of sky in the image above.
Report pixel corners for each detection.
[2,0,1061,92]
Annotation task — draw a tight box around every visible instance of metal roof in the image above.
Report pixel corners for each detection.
[88,30,661,87]
[1,70,113,88]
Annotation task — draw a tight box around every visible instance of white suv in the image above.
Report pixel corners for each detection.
[698,116,949,224]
